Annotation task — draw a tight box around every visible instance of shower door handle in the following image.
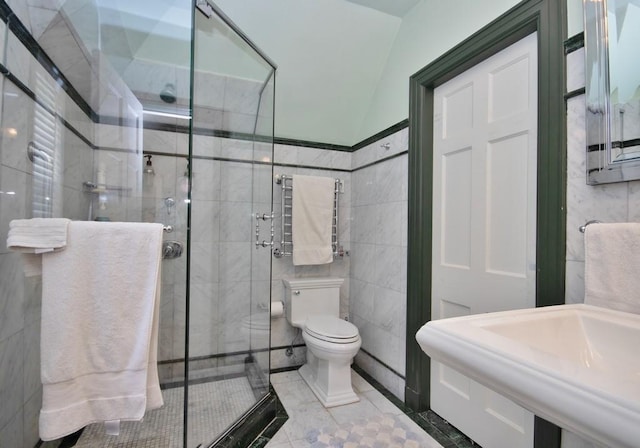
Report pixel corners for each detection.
[255,212,274,248]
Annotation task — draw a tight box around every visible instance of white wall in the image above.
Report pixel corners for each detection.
[215,0,526,145]
[358,0,520,140]
[567,0,584,36]
[214,0,401,146]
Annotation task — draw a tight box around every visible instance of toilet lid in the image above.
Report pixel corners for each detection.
[304,315,359,343]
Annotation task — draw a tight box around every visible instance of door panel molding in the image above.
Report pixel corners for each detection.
[405,1,566,447]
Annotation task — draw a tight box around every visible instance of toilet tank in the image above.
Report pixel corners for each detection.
[283,277,344,328]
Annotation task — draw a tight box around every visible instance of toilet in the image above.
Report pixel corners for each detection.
[283,277,361,407]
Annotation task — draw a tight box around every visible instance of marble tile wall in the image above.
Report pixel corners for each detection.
[564,47,640,304]
[140,130,277,382]
[350,128,409,401]
[563,46,640,448]
[122,56,266,136]
[0,13,95,448]
[270,144,352,370]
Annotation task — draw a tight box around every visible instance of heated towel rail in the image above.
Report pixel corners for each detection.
[272,174,344,259]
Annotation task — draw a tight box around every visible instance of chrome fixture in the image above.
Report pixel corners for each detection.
[159,83,177,104]
[163,225,174,233]
[143,155,155,175]
[164,197,175,215]
[580,220,602,233]
[273,174,344,258]
[255,211,274,248]
[195,0,213,18]
[162,240,183,259]
[27,141,51,163]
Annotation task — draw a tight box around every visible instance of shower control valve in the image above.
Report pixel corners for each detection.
[162,241,183,259]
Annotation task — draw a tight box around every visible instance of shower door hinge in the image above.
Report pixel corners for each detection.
[196,0,213,18]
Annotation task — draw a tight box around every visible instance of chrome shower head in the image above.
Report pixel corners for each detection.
[159,83,177,104]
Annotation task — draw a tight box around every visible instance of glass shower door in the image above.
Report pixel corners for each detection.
[187,3,275,446]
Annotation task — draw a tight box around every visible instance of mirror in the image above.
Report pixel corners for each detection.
[584,0,640,184]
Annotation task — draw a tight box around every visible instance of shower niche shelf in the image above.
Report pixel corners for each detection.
[82,181,132,195]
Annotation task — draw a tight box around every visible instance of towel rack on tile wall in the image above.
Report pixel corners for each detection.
[272,174,344,259]
[579,220,602,233]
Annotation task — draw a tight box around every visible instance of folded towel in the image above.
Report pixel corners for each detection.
[39,221,164,441]
[292,175,335,266]
[6,218,70,253]
[584,222,640,314]
[6,218,71,276]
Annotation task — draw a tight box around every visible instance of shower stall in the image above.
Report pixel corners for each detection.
[0,0,275,446]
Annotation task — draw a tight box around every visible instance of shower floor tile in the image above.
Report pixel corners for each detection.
[68,376,256,448]
[264,370,444,448]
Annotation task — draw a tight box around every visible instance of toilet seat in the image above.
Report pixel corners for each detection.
[304,315,359,344]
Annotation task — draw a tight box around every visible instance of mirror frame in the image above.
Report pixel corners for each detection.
[584,0,640,185]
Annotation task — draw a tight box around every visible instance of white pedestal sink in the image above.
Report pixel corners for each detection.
[416,304,640,448]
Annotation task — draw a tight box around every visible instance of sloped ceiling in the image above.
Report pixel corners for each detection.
[342,0,421,18]
[65,0,404,145]
[212,0,402,145]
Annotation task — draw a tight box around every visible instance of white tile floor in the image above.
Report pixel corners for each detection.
[265,370,444,448]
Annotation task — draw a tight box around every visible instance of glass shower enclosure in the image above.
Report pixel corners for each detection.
[186,2,276,446]
[0,0,274,446]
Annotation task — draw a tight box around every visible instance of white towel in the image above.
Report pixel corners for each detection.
[584,222,640,314]
[39,221,164,441]
[292,175,335,266]
[6,218,71,276]
[6,218,70,252]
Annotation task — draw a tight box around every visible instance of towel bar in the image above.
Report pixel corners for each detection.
[579,220,602,233]
[273,174,343,259]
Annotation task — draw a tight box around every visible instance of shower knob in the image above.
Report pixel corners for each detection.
[162,241,183,259]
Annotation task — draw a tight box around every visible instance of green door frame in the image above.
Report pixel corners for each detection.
[405,0,566,446]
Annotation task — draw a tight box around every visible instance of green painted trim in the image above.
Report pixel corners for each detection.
[565,87,585,100]
[406,68,432,411]
[358,348,406,380]
[564,32,585,54]
[274,137,352,152]
[212,390,285,448]
[269,365,302,375]
[351,150,408,173]
[534,416,562,447]
[351,119,409,151]
[406,1,566,447]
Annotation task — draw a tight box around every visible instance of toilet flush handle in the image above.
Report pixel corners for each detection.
[294,290,301,295]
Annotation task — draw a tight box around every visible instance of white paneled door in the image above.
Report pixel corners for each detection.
[431,33,538,448]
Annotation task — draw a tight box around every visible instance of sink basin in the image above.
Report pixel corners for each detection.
[416,304,640,448]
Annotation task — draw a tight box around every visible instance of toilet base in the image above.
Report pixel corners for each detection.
[299,359,359,408]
